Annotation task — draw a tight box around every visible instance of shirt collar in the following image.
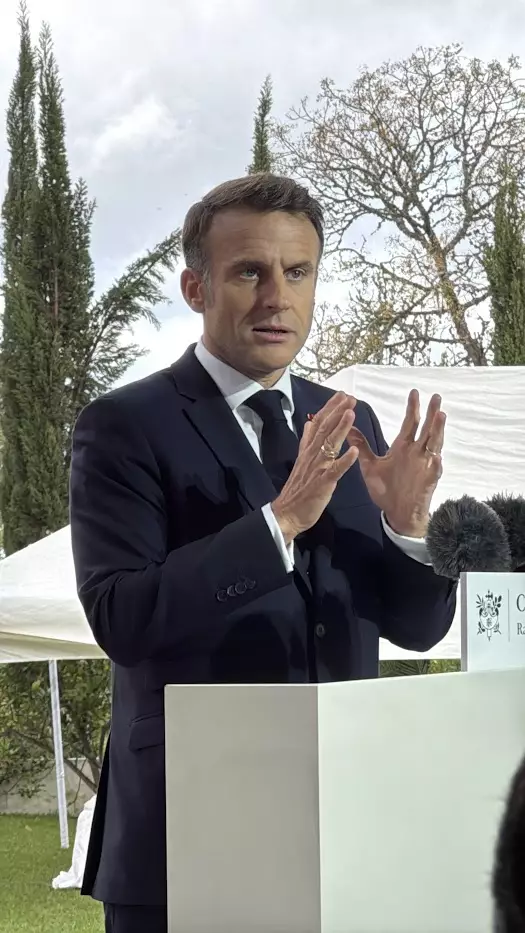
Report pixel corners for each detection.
[194,340,294,415]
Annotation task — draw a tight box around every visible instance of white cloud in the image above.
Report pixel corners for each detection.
[86,95,180,170]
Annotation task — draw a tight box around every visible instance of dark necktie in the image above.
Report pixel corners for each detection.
[245,389,299,492]
[246,389,316,681]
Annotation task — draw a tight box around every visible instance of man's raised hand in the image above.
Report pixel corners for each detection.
[272,392,359,544]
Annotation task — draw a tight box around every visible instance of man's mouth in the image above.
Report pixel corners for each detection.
[251,325,293,343]
[252,326,292,334]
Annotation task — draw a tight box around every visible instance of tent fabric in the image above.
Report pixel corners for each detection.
[1,366,524,663]
[0,526,103,662]
[324,365,525,660]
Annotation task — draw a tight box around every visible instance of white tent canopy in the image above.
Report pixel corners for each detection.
[1,365,525,663]
[0,526,102,663]
[0,526,102,850]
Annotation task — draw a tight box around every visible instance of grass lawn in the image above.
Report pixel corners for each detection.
[0,814,104,933]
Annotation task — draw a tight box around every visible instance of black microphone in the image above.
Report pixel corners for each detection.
[492,747,525,932]
[426,495,512,580]
[485,493,525,573]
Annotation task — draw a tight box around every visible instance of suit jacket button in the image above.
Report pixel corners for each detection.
[227,584,237,597]
[245,579,256,590]
[216,589,228,602]
[235,581,247,595]
[315,623,326,638]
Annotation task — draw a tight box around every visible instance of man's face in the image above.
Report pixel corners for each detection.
[181,208,320,384]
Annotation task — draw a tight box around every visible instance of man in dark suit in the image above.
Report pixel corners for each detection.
[70,173,456,933]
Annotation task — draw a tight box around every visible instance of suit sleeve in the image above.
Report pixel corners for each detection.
[69,396,292,667]
[364,402,457,651]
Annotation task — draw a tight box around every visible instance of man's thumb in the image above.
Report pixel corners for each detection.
[348,427,374,462]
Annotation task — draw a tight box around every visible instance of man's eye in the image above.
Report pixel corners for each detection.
[239,267,307,280]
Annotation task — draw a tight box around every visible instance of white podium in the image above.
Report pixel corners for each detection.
[165,670,525,933]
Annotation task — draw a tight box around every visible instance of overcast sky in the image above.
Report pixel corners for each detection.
[0,0,523,384]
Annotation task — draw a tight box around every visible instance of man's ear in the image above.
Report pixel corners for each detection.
[180,268,206,314]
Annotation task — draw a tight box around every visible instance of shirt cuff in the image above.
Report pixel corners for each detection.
[261,503,295,573]
[381,512,430,565]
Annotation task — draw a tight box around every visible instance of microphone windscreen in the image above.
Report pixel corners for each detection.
[427,495,512,579]
[485,494,525,572]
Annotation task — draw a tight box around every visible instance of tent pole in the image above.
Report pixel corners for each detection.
[48,659,69,848]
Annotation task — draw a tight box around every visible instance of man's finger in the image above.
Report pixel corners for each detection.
[311,396,355,445]
[332,444,359,479]
[309,393,356,433]
[309,391,349,423]
[299,419,315,450]
[398,389,420,442]
[316,409,356,461]
[425,410,446,458]
[418,395,443,449]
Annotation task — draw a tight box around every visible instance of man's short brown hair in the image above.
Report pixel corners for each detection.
[182,173,324,276]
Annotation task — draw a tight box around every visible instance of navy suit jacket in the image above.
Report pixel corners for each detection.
[70,344,456,905]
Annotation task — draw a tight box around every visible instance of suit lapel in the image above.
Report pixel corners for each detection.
[169,347,278,511]
[169,349,313,597]
[291,378,314,440]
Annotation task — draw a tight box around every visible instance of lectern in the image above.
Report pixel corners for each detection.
[165,670,525,933]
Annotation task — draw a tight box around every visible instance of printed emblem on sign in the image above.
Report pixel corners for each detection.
[476,592,502,640]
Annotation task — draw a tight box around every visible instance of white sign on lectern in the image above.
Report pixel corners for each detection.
[461,571,525,671]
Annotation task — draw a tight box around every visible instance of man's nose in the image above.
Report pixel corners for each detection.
[261,274,291,309]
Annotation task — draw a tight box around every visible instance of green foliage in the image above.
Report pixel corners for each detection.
[0,5,181,794]
[484,166,525,365]
[1,11,181,556]
[380,659,431,677]
[1,1,41,557]
[380,659,460,676]
[428,659,461,674]
[0,661,110,795]
[247,75,275,174]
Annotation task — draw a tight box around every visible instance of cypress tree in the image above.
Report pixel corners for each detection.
[0,6,181,794]
[484,167,525,365]
[247,75,275,174]
[1,13,181,556]
[0,1,40,556]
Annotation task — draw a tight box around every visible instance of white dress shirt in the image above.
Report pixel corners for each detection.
[194,341,429,570]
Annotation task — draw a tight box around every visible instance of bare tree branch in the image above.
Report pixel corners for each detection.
[275,45,525,369]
